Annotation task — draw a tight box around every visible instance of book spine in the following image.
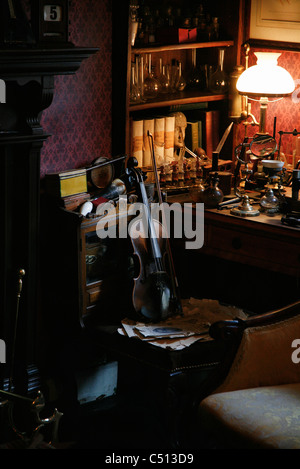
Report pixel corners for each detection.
[205,110,220,158]
[131,119,144,167]
[185,121,199,154]
[143,118,155,167]
[164,115,175,165]
[169,102,208,112]
[154,117,165,166]
[196,110,220,158]
[198,120,202,149]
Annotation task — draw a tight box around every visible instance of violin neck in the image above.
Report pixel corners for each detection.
[139,180,162,262]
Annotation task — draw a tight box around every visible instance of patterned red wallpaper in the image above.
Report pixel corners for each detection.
[40,0,112,178]
[38,1,300,177]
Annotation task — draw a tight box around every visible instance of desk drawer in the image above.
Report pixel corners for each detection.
[204,224,300,276]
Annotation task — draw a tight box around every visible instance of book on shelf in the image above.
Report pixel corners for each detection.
[168,102,208,112]
[143,118,154,167]
[201,109,220,159]
[164,114,175,164]
[131,118,144,167]
[131,114,175,167]
[185,120,202,154]
[131,109,220,166]
[184,109,220,158]
[60,192,91,211]
[154,116,165,167]
[44,168,88,198]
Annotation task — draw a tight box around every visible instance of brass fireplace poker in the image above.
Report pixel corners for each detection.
[0,269,63,448]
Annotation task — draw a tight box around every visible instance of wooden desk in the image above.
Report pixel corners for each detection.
[168,193,300,313]
[203,208,300,278]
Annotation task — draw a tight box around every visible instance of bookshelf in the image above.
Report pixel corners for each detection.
[132,40,234,55]
[129,89,226,112]
[112,0,245,161]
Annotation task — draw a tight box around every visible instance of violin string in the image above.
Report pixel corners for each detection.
[139,173,163,272]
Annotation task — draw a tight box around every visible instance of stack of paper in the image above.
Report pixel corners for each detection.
[118,298,247,351]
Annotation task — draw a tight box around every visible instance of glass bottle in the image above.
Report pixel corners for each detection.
[260,187,279,213]
[189,179,205,202]
[130,64,141,103]
[187,49,204,89]
[172,163,179,186]
[175,62,186,91]
[165,164,172,186]
[143,54,160,100]
[159,165,166,187]
[210,17,219,41]
[202,172,224,207]
[169,59,179,93]
[178,161,184,187]
[158,58,170,95]
[208,48,229,94]
[190,158,197,184]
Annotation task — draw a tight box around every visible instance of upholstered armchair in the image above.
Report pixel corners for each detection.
[190,301,300,449]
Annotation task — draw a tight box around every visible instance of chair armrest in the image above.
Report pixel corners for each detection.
[211,301,300,393]
[209,319,246,341]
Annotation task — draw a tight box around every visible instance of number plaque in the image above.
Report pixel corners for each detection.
[31,0,70,45]
[43,5,63,22]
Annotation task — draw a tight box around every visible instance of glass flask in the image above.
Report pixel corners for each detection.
[208,48,229,94]
[202,172,224,207]
[143,54,160,100]
[175,62,186,91]
[187,49,204,89]
[158,58,170,95]
[130,64,141,103]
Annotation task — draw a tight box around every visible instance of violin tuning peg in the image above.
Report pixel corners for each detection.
[127,156,139,168]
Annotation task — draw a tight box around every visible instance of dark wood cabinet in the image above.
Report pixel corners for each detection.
[40,203,135,335]
[0,46,98,395]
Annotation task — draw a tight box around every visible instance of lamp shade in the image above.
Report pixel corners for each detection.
[236,52,295,98]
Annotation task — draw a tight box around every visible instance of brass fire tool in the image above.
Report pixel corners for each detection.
[0,269,63,448]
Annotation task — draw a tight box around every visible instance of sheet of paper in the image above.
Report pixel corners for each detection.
[119,298,247,350]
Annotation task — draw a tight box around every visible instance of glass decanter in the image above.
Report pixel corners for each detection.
[208,48,229,94]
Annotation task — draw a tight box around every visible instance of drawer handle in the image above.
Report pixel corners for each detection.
[232,237,242,249]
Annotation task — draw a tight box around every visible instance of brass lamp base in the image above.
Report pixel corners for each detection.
[230,195,260,217]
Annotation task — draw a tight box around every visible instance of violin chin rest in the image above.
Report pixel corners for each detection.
[134,271,173,322]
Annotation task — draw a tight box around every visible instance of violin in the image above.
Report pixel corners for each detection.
[127,144,182,322]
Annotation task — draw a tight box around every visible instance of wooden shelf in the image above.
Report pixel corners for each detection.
[0,46,99,78]
[129,90,226,112]
[132,40,234,55]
